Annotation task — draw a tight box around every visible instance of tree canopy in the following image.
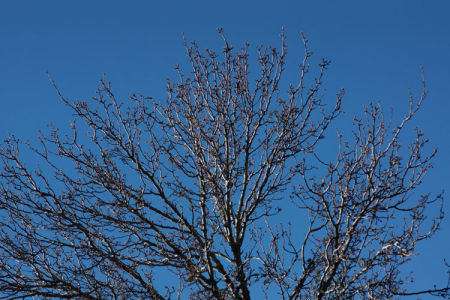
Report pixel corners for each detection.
[0,31,448,299]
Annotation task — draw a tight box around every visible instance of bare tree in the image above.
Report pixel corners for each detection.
[0,30,448,299]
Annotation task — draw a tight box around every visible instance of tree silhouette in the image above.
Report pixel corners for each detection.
[0,30,448,299]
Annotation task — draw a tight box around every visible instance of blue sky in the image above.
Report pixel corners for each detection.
[1,0,449,297]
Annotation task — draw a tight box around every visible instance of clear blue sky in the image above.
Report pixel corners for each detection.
[1,0,449,297]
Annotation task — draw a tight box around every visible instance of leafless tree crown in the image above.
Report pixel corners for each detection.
[0,30,448,299]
